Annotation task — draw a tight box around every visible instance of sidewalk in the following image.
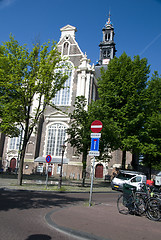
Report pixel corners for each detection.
[0,174,112,192]
[46,202,161,240]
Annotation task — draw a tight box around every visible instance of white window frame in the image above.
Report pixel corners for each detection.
[8,129,23,150]
[45,123,67,157]
[57,165,61,174]
[52,61,74,106]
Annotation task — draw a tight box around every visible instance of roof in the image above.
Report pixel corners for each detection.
[119,170,145,175]
[94,65,108,79]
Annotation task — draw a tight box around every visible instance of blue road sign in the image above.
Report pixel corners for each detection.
[90,138,99,151]
[46,155,52,163]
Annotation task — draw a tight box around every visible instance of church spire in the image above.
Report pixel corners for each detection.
[98,12,116,65]
[105,11,113,27]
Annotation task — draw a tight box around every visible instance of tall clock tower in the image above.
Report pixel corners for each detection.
[98,13,116,65]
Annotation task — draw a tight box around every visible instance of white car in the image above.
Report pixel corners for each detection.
[111,170,147,191]
[155,172,161,186]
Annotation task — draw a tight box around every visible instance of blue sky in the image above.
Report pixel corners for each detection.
[0,0,161,77]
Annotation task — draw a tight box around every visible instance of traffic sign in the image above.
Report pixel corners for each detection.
[91,120,103,133]
[90,138,99,151]
[46,155,52,163]
[89,151,100,156]
[91,133,101,138]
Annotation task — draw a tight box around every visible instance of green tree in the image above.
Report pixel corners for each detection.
[88,99,120,159]
[97,52,150,169]
[0,35,68,185]
[140,72,161,176]
[66,96,91,186]
[66,96,112,186]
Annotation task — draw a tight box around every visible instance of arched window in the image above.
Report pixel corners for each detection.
[46,123,67,157]
[52,62,73,106]
[63,42,69,55]
[103,50,106,57]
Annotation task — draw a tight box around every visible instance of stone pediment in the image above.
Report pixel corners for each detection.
[60,25,77,33]
[45,111,70,123]
[49,111,67,117]
[60,25,77,40]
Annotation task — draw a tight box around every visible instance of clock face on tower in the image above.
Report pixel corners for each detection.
[102,59,110,64]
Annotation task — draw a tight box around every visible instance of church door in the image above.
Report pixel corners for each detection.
[10,158,16,171]
[95,164,103,178]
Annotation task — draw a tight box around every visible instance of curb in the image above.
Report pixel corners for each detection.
[0,186,116,194]
[45,206,111,240]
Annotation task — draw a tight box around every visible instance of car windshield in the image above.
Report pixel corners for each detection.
[116,172,136,180]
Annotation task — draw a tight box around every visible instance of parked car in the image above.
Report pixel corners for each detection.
[111,170,147,191]
[155,172,161,186]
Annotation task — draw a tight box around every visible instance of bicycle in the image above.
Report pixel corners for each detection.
[117,183,146,216]
[145,191,161,221]
[117,183,161,221]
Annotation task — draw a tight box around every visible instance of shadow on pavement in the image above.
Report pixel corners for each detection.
[25,234,52,240]
[0,189,87,211]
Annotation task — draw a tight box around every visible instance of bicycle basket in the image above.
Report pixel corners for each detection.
[123,183,136,196]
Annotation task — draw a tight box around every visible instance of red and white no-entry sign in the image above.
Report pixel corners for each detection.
[91,120,103,133]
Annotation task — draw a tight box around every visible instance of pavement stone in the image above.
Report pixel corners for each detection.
[45,202,161,240]
[1,176,161,240]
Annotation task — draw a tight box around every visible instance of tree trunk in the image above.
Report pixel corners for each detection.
[82,152,87,187]
[148,161,152,180]
[122,150,126,169]
[17,124,29,185]
[17,148,26,185]
[131,152,139,171]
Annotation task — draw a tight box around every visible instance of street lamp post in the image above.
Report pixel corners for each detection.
[58,144,66,189]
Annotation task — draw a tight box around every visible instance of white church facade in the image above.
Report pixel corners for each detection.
[0,17,132,179]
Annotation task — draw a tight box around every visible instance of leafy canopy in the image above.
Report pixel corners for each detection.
[0,35,68,138]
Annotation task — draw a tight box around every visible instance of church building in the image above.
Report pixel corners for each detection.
[0,15,132,179]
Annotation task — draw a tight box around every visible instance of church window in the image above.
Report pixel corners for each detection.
[63,42,69,55]
[108,33,111,40]
[53,62,73,106]
[57,165,61,174]
[9,128,22,150]
[103,50,106,57]
[105,33,107,41]
[46,123,67,157]
[9,137,18,150]
[107,48,111,57]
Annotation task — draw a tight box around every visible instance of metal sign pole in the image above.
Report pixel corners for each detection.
[89,156,95,206]
[89,120,103,206]
[46,163,49,189]
[45,155,52,189]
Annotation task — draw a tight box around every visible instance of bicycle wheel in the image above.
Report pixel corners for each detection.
[117,194,129,215]
[135,195,146,215]
[146,197,161,221]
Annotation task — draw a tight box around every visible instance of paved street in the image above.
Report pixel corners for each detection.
[0,189,88,240]
[0,188,161,240]
[0,189,116,240]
